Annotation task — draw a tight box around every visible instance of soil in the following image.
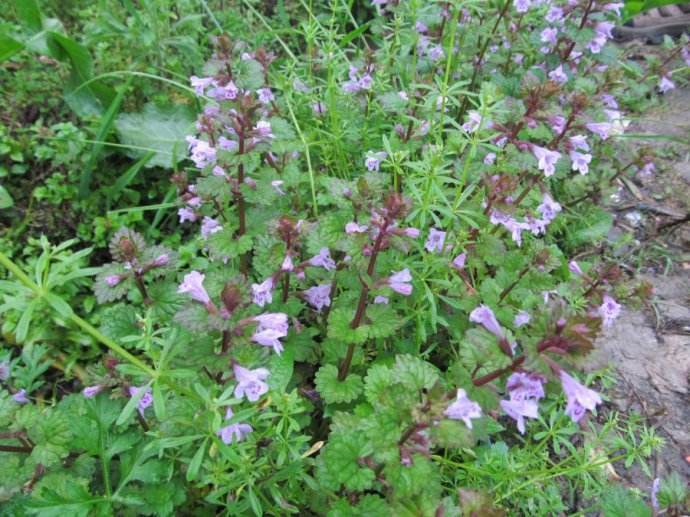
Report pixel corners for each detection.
[584,82,690,489]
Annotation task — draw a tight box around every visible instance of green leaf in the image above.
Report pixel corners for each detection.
[152,382,167,420]
[267,348,294,393]
[0,34,24,62]
[327,307,368,345]
[235,59,264,90]
[315,364,363,404]
[46,32,115,117]
[186,439,207,481]
[391,355,439,392]
[318,433,375,491]
[115,103,195,168]
[14,0,43,33]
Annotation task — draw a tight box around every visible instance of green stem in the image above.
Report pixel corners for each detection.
[0,250,156,378]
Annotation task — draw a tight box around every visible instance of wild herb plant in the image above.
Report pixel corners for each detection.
[1,0,688,515]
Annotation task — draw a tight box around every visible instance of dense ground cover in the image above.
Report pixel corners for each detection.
[1,0,688,515]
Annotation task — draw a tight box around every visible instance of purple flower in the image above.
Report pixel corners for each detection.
[105,275,122,287]
[600,94,618,110]
[201,217,223,239]
[402,227,420,238]
[548,65,568,84]
[218,136,238,152]
[365,151,387,172]
[451,253,466,270]
[568,260,583,276]
[178,271,211,306]
[304,284,332,312]
[233,364,270,402]
[603,2,624,16]
[253,120,274,140]
[251,313,288,354]
[83,385,103,398]
[514,311,531,328]
[540,27,558,46]
[178,207,198,224]
[190,75,215,96]
[210,80,239,101]
[462,111,485,133]
[152,254,169,267]
[251,329,286,354]
[537,193,562,223]
[469,304,504,339]
[12,389,29,404]
[587,34,607,54]
[658,75,675,94]
[129,386,153,415]
[271,180,286,195]
[257,88,274,104]
[415,21,428,33]
[598,294,621,327]
[280,255,294,272]
[514,0,531,13]
[387,268,413,296]
[549,115,567,135]
[639,161,656,177]
[424,228,446,253]
[253,313,288,334]
[506,372,545,401]
[683,46,690,67]
[251,278,274,307]
[444,389,482,428]
[218,408,253,445]
[186,136,217,168]
[308,248,336,271]
[0,360,9,381]
[569,134,589,151]
[500,398,539,434]
[374,295,389,304]
[586,122,612,140]
[490,211,529,246]
[569,151,592,175]
[427,45,444,61]
[596,22,615,40]
[346,222,368,234]
[312,101,327,116]
[559,370,602,422]
[545,6,564,23]
[532,145,561,177]
[484,152,496,165]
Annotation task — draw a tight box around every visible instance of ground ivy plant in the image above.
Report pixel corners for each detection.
[1,0,688,515]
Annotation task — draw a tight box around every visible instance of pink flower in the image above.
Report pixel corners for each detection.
[253,313,288,334]
[598,294,621,327]
[387,268,413,296]
[537,193,562,223]
[217,408,253,445]
[304,284,332,312]
[178,271,211,306]
[559,370,602,423]
[233,364,270,402]
[424,228,446,253]
[444,389,482,428]
[469,304,504,338]
[308,248,336,271]
[186,137,216,168]
[506,372,545,401]
[540,27,558,46]
[83,385,103,398]
[254,120,274,140]
[218,136,238,152]
[209,80,239,101]
[532,145,561,177]
[251,329,286,354]
[251,278,274,307]
[402,227,420,238]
